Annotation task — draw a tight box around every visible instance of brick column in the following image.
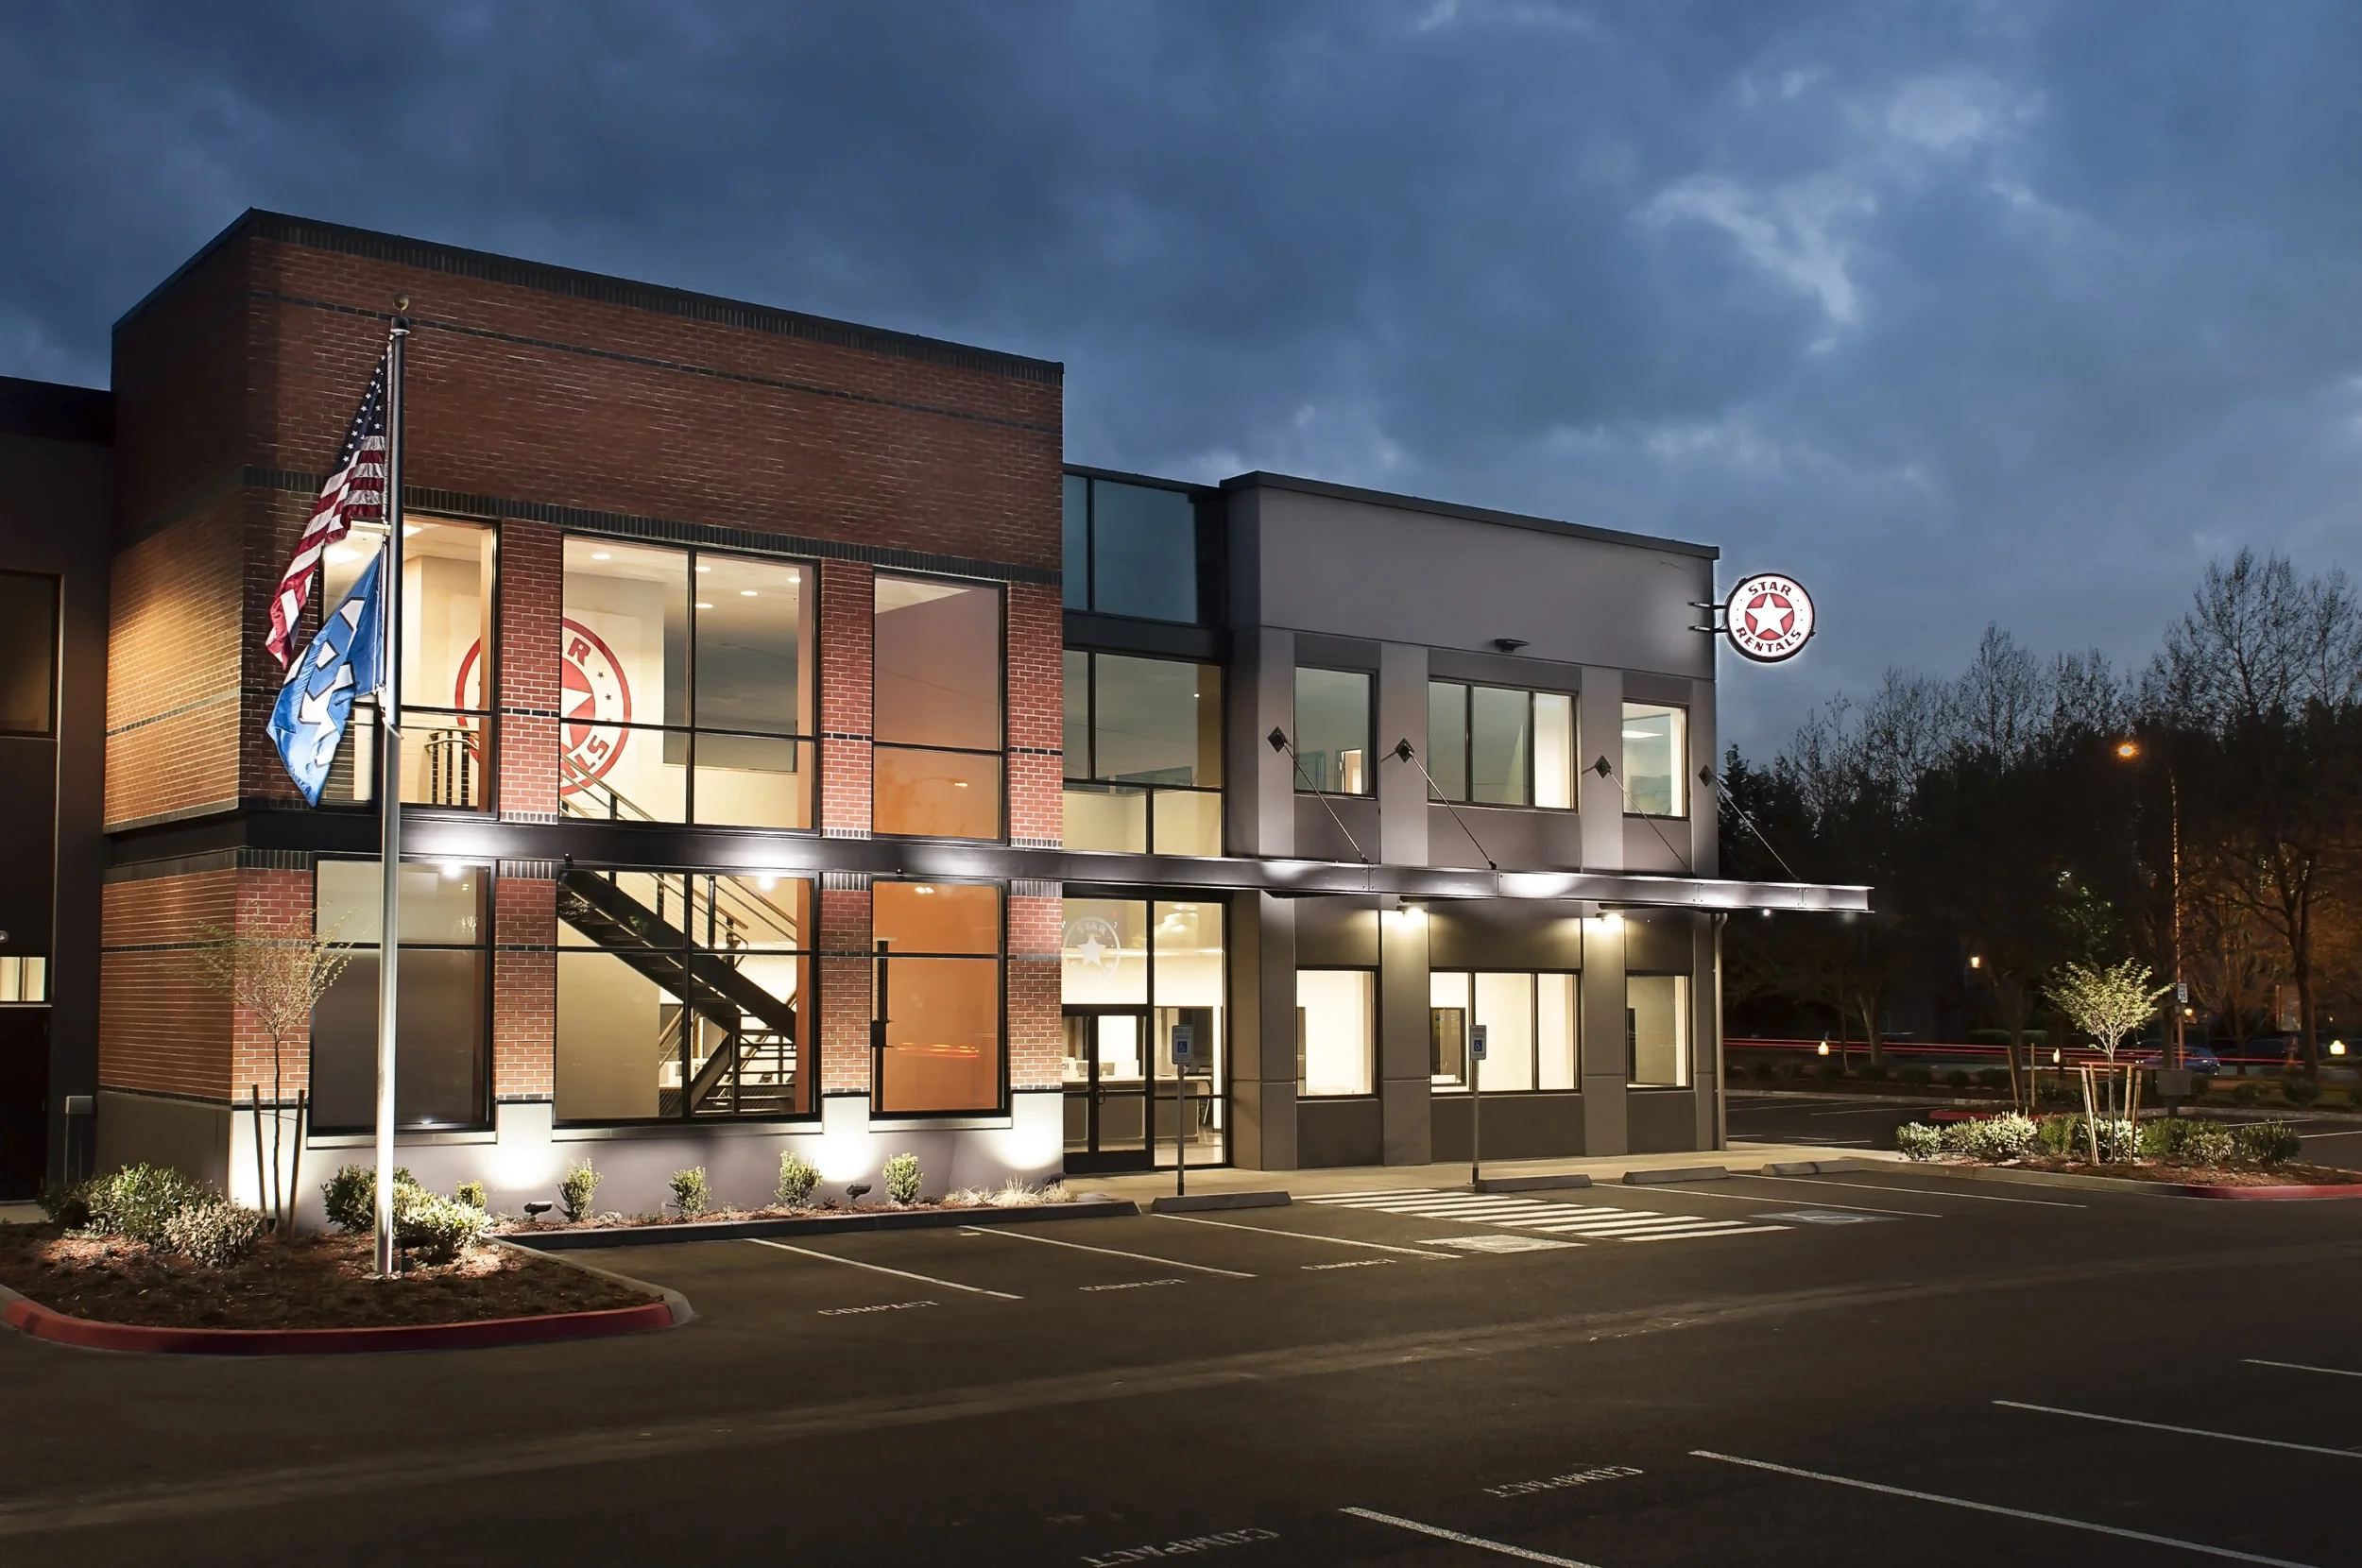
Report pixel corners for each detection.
[492,874,556,1101]
[497,518,562,818]
[818,562,872,838]
[1007,887,1062,1093]
[817,879,873,1095]
[1005,581,1063,847]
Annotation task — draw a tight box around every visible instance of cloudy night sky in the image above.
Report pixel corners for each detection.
[5,1,2358,756]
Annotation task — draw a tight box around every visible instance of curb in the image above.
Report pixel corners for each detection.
[0,1274,678,1356]
[1900,1162,2362,1201]
[1758,1160,1862,1176]
[1623,1166,1733,1186]
[507,1196,1138,1251]
[1473,1173,1595,1194]
[1149,1191,1290,1214]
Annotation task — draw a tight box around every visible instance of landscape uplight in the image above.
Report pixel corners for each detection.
[1969,954,1983,970]
[1816,1040,1830,1057]
[2334,1040,2348,1057]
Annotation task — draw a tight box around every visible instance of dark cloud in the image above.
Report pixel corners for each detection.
[6,1,2359,753]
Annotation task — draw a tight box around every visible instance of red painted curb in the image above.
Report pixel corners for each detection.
[2,1292,676,1355]
[2173,1183,2362,1201]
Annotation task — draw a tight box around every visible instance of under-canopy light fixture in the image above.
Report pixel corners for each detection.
[1493,637,1528,653]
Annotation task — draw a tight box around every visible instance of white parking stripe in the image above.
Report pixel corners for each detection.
[1624,1224,1789,1241]
[1153,1212,1461,1259]
[1340,1507,1602,1566]
[746,1238,1020,1300]
[1690,1450,2319,1566]
[1994,1400,2362,1460]
[958,1224,1255,1279]
[2244,1357,2362,1380]
[1617,1185,1941,1218]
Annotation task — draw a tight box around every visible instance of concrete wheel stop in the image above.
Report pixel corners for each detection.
[1621,1166,1735,1185]
[1472,1173,1595,1194]
[1149,1191,1291,1214]
[1758,1159,1862,1176]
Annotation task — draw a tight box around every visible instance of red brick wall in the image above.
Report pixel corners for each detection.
[817,883,873,1095]
[496,519,562,817]
[1007,892,1063,1092]
[492,875,556,1100]
[104,497,247,827]
[1006,582,1065,847]
[818,563,874,838]
[98,865,314,1102]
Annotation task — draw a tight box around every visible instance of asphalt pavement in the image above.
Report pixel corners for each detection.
[3,1164,2359,1566]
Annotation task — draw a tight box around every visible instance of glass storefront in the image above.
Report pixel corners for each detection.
[1062,895,1225,1169]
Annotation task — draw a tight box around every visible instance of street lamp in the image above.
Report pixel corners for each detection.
[2114,739,2183,1072]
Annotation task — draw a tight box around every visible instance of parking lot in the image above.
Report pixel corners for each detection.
[3,1164,2358,1566]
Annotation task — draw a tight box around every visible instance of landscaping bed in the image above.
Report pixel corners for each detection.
[1893,1110,2357,1193]
[1971,1157,2362,1187]
[0,1221,656,1332]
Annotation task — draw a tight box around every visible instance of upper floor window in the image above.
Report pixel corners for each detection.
[874,575,1002,840]
[0,571,58,738]
[320,519,496,810]
[560,539,813,828]
[1427,682,1574,809]
[1293,667,1371,795]
[1063,475,1203,623]
[1063,651,1223,855]
[1621,702,1687,817]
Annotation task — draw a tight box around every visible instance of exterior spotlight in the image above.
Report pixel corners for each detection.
[1493,637,1529,653]
[2114,741,2140,760]
[1816,1040,1830,1057]
[2052,1048,2062,1065]
[2334,1040,2348,1057]
[1968,954,1983,970]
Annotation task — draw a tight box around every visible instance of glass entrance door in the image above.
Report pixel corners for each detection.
[1063,1008,1152,1171]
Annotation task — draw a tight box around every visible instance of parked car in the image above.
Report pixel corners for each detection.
[2128,1044,2221,1077]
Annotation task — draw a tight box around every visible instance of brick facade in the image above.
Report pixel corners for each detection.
[99,212,1065,1155]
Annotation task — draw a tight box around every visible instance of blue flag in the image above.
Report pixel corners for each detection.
[268,551,385,806]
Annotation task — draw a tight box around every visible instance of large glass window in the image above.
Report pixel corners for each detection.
[556,871,813,1123]
[1430,971,1578,1093]
[1427,683,1574,809]
[0,571,58,737]
[1627,973,1691,1087]
[1063,475,1200,622]
[558,539,814,829]
[874,576,1002,840]
[1063,651,1223,855]
[1296,968,1375,1097]
[873,881,1002,1114]
[312,859,490,1130]
[1621,703,1686,818]
[318,519,496,808]
[1293,668,1371,795]
[1059,897,1227,1165]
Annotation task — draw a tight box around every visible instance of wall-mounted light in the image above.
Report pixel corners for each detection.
[1493,638,1529,653]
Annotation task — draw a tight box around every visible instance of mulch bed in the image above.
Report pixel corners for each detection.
[0,1223,655,1331]
[495,1196,1072,1236]
[1926,1157,2362,1186]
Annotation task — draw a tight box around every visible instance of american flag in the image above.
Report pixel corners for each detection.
[265,349,390,669]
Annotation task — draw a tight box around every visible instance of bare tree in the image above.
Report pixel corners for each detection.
[187,913,354,1236]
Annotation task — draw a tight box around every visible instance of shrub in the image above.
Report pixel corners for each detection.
[1962,1113,2041,1162]
[454,1180,488,1211]
[1772,1059,1803,1080]
[2144,1119,2237,1167]
[1899,1065,1935,1087]
[321,1164,420,1234]
[162,1199,267,1267]
[558,1159,602,1223]
[2231,1081,2265,1106]
[83,1164,212,1246]
[2036,1077,2080,1109]
[669,1167,711,1219]
[775,1151,819,1209]
[1943,1069,1972,1089]
[883,1151,922,1205]
[36,1179,92,1229]
[2038,1114,2081,1156]
[1857,1061,1889,1082]
[1975,1067,2010,1090]
[2235,1121,2302,1167]
[1895,1123,1944,1161]
[395,1191,487,1265]
[1813,1058,1842,1082]
[1749,1061,1775,1082]
[2282,1076,2321,1107]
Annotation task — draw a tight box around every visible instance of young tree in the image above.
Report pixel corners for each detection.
[2046,959,2171,1065]
[187,912,354,1236]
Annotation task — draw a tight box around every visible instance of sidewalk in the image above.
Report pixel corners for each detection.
[1082,1141,1904,1202]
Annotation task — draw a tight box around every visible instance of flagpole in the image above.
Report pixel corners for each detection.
[372,307,409,1278]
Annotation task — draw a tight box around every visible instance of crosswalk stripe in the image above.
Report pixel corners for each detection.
[1305,1187,1797,1248]
[1525,1219,1739,1236]
[1622,1224,1789,1241]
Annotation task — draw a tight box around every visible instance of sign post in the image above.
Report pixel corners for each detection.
[1469,1024,1488,1190]
[1171,1021,1194,1199]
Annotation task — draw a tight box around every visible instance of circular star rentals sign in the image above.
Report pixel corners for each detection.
[1724,573,1815,663]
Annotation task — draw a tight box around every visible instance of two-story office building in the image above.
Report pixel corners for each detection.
[0,212,1864,1211]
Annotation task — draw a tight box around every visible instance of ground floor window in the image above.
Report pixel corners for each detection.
[1431,971,1577,1093]
[556,871,812,1122]
[1296,968,1375,1097]
[1627,973,1690,1086]
[872,880,1001,1114]
[312,859,490,1130]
